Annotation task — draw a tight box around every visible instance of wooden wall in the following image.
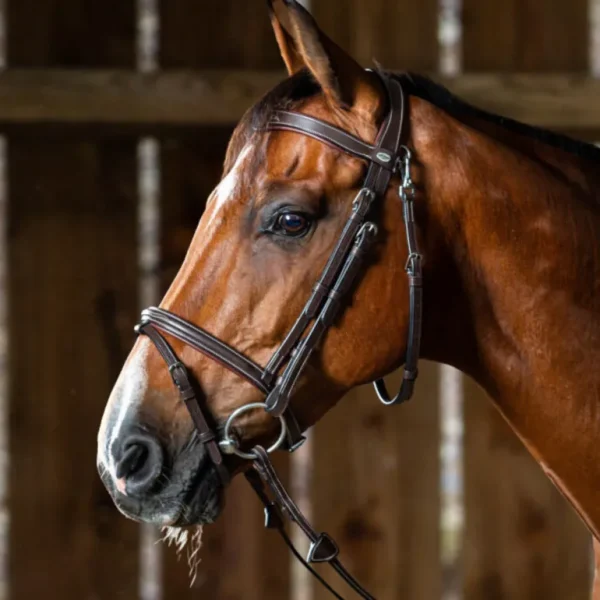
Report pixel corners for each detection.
[7,1,140,598]
[3,0,596,599]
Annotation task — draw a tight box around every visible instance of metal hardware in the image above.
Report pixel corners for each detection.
[168,361,185,374]
[352,187,376,212]
[405,252,422,274]
[219,402,288,460]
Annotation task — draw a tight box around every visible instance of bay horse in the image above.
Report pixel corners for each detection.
[97,0,600,597]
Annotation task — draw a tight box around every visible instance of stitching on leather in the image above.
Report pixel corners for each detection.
[269,122,374,163]
[275,111,376,152]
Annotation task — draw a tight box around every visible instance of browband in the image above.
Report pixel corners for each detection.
[266,111,399,170]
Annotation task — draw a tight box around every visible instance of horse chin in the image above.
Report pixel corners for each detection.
[176,471,225,526]
[98,458,225,527]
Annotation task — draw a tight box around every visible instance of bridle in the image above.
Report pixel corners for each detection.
[136,72,423,599]
[137,72,421,599]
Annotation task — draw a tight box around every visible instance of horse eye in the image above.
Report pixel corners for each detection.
[274,212,311,237]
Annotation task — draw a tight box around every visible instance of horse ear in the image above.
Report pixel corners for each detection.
[267,0,382,113]
[267,0,304,75]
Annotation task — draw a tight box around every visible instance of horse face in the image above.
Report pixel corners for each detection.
[97,0,412,526]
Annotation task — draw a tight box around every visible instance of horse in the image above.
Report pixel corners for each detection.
[97,0,600,597]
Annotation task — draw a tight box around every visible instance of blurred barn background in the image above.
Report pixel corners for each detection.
[0,0,598,599]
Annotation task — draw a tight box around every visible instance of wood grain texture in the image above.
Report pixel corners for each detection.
[7,145,140,597]
[463,378,591,600]
[6,2,140,599]
[462,3,592,598]
[0,71,599,134]
[311,362,441,600]
[7,0,135,67]
[313,0,438,71]
[160,2,280,69]
[158,2,292,598]
[463,0,589,71]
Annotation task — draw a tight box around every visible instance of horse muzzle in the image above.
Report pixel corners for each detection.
[98,425,225,526]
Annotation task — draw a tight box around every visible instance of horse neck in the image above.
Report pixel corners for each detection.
[413,96,600,535]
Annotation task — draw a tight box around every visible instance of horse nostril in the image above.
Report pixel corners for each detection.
[116,444,147,478]
[115,433,164,497]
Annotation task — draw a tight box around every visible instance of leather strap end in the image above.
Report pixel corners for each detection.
[264,503,284,529]
[198,430,217,444]
[179,386,198,403]
[265,387,287,418]
[282,409,307,453]
[307,533,340,564]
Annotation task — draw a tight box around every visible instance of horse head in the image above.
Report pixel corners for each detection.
[97,0,436,527]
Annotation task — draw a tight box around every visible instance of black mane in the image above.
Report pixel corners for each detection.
[398,72,600,162]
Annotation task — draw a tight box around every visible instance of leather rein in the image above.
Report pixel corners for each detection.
[136,72,423,599]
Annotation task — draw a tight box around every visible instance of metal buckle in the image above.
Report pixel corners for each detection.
[219,402,288,461]
[360,221,378,238]
[398,145,415,197]
[168,361,186,374]
[167,361,188,392]
[405,252,422,274]
[352,187,376,213]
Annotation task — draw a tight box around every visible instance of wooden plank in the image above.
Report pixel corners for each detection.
[463,0,589,71]
[6,1,140,599]
[158,3,292,598]
[7,0,135,67]
[6,157,141,589]
[313,0,438,70]
[8,142,140,600]
[462,1,592,598]
[0,69,287,129]
[311,363,441,599]
[0,71,599,132]
[161,3,280,69]
[463,378,591,599]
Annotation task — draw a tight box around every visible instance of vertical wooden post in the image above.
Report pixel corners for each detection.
[6,1,140,599]
[311,363,441,600]
[463,378,592,600]
[462,1,592,598]
[158,3,292,598]
[309,3,441,599]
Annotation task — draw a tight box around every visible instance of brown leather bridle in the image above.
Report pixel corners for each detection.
[136,72,422,600]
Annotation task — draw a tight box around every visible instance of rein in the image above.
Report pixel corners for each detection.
[136,72,423,599]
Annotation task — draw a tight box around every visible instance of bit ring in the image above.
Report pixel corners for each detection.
[219,402,287,460]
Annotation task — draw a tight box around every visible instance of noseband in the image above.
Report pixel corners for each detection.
[136,72,422,600]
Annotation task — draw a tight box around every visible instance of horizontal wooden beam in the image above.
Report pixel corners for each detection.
[0,69,281,133]
[0,69,598,138]
[443,73,600,132]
